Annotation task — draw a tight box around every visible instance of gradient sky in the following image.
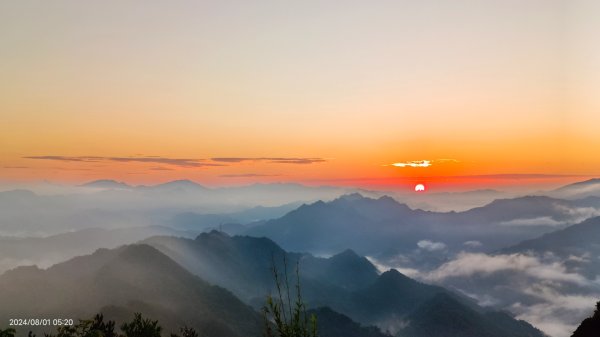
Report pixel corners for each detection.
[1,0,598,190]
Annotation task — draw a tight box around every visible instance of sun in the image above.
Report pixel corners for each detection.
[415,184,426,192]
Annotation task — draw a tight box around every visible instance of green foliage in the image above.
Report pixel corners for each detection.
[262,256,317,337]
[0,328,16,337]
[120,313,161,337]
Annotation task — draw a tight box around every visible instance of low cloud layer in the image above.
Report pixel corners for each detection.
[373,251,600,337]
[425,253,588,285]
[512,285,598,337]
[500,216,564,227]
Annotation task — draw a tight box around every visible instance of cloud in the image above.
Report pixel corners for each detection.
[391,160,432,168]
[499,207,600,227]
[511,285,599,337]
[456,289,500,307]
[211,157,326,164]
[390,159,459,168]
[500,216,564,227]
[220,173,280,178]
[555,205,600,224]
[24,155,221,168]
[417,240,447,251]
[107,157,222,167]
[426,253,588,285]
[25,155,327,168]
[372,251,599,337]
[24,156,103,162]
[463,240,483,248]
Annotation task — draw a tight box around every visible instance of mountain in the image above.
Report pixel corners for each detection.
[395,189,506,212]
[244,193,600,259]
[424,216,600,337]
[571,301,600,337]
[0,226,194,274]
[0,182,378,237]
[141,179,210,193]
[0,244,263,337]
[346,269,452,323]
[402,292,544,337]
[502,216,600,279]
[166,202,302,232]
[302,249,379,291]
[142,232,545,337]
[142,231,377,304]
[243,194,418,255]
[552,178,600,199]
[81,180,132,189]
[308,307,391,337]
[503,216,600,254]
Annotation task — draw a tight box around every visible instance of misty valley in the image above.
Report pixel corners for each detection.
[1,179,600,337]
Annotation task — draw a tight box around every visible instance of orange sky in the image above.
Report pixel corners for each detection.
[1,1,599,191]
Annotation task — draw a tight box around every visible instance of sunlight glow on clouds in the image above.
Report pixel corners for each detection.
[392,160,431,168]
[390,159,459,168]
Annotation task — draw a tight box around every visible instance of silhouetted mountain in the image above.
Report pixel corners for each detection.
[571,301,600,337]
[394,189,506,212]
[142,232,545,337]
[553,178,600,199]
[141,179,210,193]
[81,180,131,189]
[502,216,600,279]
[459,196,573,223]
[503,216,600,254]
[243,195,418,254]
[302,249,379,290]
[244,194,600,258]
[308,307,391,337]
[402,293,544,337]
[144,231,309,304]
[0,244,263,337]
[349,269,451,322]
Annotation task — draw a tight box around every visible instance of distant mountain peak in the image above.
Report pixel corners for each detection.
[332,248,360,259]
[196,229,231,241]
[557,178,600,190]
[377,195,397,202]
[378,268,414,284]
[158,179,206,187]
[337,193,367,201]
[81,179,131,189]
